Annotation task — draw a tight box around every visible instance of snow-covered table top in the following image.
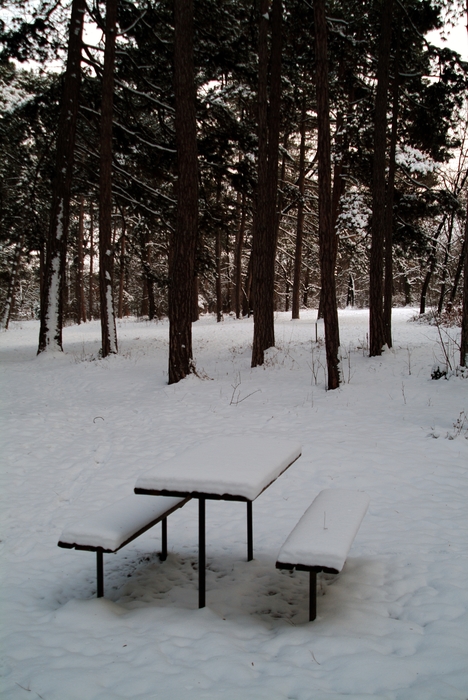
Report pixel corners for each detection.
[135,437,302,502]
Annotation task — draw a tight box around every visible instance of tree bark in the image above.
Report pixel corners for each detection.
[99,0,118,357]
[234,191,246,318]
[75,196,87,324]
[1,235,24,329]
[215,176,223,322]
[251,0,282,367]
[37,0,85,353]
[118,215,126,318]
[292,96,307,320]
[420,215,446,314]
[313,0,340,390]
[460,196,468,366]
[369,0,393,357]
[243,253,253,317]
[89,201,94,320]
[450,237,466,303]
[383,48,399,349]
[140,229,155,320]
[437,211,455,314]
[168,0,198,383]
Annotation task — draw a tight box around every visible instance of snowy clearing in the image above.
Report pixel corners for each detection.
[1,308,467,700]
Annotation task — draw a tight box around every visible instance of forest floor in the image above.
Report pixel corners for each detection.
[1,308,467,700]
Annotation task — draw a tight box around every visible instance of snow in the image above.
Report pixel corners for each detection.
[59,495,188,552]
[276,489,371,572]
[44,254,62,350]
[135,436,302,500]
[1,308,468,700]
[395,146,435,175]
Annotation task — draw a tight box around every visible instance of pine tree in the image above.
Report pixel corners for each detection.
[168,0,199,383]
[251,0,282,367]
[37,0,85,353]
[99,0,118,357]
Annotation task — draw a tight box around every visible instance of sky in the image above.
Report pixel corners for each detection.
[427,18,468,60]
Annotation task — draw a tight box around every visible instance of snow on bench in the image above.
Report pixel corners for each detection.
[276,489,370,621]
[58,495,190,597]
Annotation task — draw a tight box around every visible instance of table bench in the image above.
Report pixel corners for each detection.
[276,489,370,621]
[58,494,190,597]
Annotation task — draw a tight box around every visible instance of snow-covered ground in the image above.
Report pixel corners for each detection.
[1,308,467,700]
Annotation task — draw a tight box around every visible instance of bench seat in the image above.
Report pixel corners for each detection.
[58,495,190,597]
[276,489,369,620]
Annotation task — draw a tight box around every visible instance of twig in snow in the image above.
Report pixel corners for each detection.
[310,650,321,665]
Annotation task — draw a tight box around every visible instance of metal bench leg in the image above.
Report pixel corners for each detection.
[309,570,317,621]
[96,549,104,598]
[247,501,253,561]
[198,497,206,608]
[160,517,168,561]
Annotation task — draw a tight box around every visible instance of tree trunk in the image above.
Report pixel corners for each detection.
[75,196,87,324]
[37,0,85,353]
[234,192,246,318]
[383,49,399,349]
[243,253,253,317]
[292,96,306,320]
[140,229,155,320]
[460,197,468,366]
[89,201,94,320]
[450,237,466,303]
[118,225,125,318]
[346,273,355,307]
[251,0,282,367]
[437,211,454,314]
[369,0,393,357]
[303,266,310,307]
[215,176,223,322]
[215,228,222,322]
[168,0,198,383]
[1,235,24,329]
[313,0,340,390]
[420,216,446,314]
[99,0,118,357]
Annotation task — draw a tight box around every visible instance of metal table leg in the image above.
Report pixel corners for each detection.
[309,570,317,621]
[160,517,167,561]
[198,497,206,608]
[247,501,253,561]
[96,548,104,598]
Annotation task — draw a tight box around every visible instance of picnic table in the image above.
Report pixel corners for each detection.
[134,436,302,607]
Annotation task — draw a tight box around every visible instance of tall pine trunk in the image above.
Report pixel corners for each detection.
[1,235,24,329]
[460,196,468,366]
[118,227,126,318]
[168,0,198,383]
[99,0,118,357]
[292,96,306,320]
[383,49,399,349]
[37,0,85,353]
[369,0,393,357]
[460,0,468,366]
[234,191,246,318]
[89,202,94,319]
[75,196,87,324]
[313,0,340,390]
[251,0,282,367]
